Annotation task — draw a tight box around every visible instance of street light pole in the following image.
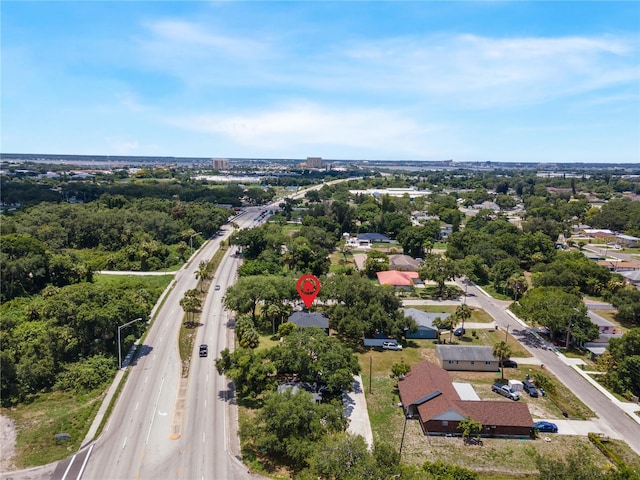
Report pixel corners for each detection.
[117,317,143,369]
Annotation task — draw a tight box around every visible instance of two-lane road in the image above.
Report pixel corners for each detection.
[462,280,640,455]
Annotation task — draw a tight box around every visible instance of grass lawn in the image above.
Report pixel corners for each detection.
[478,284,512,301]
[2,388,107,468]
[409,305,495,324]
[358,349,602,478]
[93,273,173,291]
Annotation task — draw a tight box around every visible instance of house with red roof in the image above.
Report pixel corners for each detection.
[376,270,420,287]
[398,361,533,437]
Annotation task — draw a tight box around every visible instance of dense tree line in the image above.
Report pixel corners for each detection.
[0,280,159,405]
[532,250,623,297]
[0,197,230,289]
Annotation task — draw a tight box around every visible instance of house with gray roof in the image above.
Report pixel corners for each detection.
[587,311,616,335]
[287,311,329,334]
[404,308,450,340]
[436,345,499,372]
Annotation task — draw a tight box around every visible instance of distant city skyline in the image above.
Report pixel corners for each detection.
[2,1,639,163]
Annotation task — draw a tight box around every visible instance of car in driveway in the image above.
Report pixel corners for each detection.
[500,359,518,368]
[453,327,466,337]
[532,421,558,433]
[382,341,403,351]
[199,344,208,357]
[523,379,539,397]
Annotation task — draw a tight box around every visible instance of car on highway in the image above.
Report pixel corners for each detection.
[532,421,558,433]
[215,285,221,291]
[454,327,466,337]
[382,341,403,351]
[199,344,208,357]
[500,359,518,368]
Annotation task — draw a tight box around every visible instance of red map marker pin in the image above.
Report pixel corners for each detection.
[296,274,321,309]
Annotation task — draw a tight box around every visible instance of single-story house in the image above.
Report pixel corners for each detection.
[615,234,639,248]
[398,361,533,437]
[597,260,640,272]
[587,311,616,335]
[376,270,420,288]
[404,308,450,340]
[436,345,500,372]
[358,233,391,243]
[277,382,322,403]
[582,228,615,240]
[389,254,422,272]
[620,269,640,287]
[287,311,330,334]
[440,223,454,239]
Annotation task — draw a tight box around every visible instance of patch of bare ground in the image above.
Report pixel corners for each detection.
[1,414,17,472]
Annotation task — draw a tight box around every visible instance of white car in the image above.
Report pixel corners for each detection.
[382,341,403,351]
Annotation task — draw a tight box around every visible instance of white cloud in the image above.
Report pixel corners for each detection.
[165,102,445,157]
[107,137,140,155]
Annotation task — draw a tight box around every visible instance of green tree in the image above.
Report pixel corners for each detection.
[247,389,348,467]
[215,348,276,399]
[269,328,360,393]
[455,303,472,330]
[419,254,459,298]
[516,287,595,343]
[195,260,210,292]
[458,417,482,441]
[179,289,202,326]
[303,433,377,480]
[493,341,512,380]
[363,250,389,278]
[391,360,411,380]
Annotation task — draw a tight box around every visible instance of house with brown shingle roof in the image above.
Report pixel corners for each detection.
[398,361,533,437]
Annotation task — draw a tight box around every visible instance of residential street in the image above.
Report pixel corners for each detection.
[456,280,640,455]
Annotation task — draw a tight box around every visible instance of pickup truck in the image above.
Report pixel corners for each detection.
[491,382,520,401]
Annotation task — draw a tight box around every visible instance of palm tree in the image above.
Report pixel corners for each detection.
[195,260,210,292]
[455,303,472,330]
[493,341,513,380]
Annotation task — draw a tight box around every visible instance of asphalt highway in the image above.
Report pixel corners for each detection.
[80,209,263,480]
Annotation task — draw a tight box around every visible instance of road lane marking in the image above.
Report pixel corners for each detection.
[76,444,94,480]
[146,376,165,445]
[60,452,76,480]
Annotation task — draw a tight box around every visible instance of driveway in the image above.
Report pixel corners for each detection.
[343,375,374,448]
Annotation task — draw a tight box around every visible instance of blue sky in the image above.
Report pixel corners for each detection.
[2,1,639,163]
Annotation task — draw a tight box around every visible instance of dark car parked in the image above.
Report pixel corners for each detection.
[523,379,539,397]
[500,359,518,368]
[453,327,466,337]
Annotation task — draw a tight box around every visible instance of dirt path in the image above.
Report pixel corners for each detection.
[0,414,17,472]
